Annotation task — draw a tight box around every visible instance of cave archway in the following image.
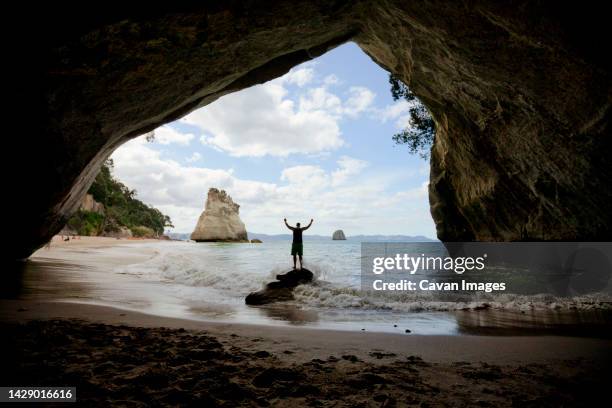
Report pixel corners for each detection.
[10,1,612,260]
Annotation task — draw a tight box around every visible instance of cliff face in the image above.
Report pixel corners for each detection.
[356,2,611,241]
[8,1,612,259]
[79,194,104,215]
[191,189,248,243]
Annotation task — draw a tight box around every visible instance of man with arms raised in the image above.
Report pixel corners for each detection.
[284,218,313,269]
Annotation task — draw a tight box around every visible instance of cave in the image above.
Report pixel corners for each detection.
[8,1,611,260]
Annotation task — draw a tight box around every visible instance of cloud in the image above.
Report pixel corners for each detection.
[388,182,429,204]
[377,99,418,130]
[153,126,195,145]
[281,165,330,196]
[331,156,368,186]
[182,66,376,158]
[298,86,375,118]
[111,137,241,212]
[184,80,344,157]
[323,74,340,86]
[344,86,376,117]
[282,66,314,87]
[299,87,343,116]
[280,156,368,192]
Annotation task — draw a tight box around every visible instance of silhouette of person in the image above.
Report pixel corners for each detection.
[284,218,313,269]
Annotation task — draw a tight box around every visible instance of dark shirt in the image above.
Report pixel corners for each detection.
[292,228,303,244]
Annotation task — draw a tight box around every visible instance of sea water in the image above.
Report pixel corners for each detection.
[21,239,612,336]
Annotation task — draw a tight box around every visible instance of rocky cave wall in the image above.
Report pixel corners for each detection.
[8,0,611,259]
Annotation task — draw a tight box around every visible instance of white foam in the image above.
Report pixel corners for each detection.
[114,241,612,313]
[293,284,612,312]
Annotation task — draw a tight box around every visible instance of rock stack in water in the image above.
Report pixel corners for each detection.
[332,230,346,240]
[191,188,248,242]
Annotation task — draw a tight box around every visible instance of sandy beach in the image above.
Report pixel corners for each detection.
[3,237,611,406]
[38,235,161,259]
[2,300,611,407]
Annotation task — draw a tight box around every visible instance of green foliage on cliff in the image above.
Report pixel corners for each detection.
[130,225,156,238]
[68,159,173,236]
[389,74,435,159]
[67,211,105,236]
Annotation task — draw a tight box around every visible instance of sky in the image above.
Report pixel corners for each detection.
[110,42,436,238]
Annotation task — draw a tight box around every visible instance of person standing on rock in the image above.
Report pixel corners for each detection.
[284,218,313,269]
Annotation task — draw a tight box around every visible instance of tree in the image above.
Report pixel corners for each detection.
[388,74,435,159]
[69,159,173,236]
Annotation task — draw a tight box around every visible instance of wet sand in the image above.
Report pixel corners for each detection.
[1,300,610,407]
[2,237,611,406]
[3,299,611,365]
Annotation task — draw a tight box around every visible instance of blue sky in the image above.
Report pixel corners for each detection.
[111,42,436,238]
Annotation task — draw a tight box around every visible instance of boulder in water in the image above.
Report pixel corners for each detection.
[332,230,346,240]
[245,268,314,305]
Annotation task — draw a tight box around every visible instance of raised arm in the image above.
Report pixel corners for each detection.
[303,218,314,230]
[284,218,295,230]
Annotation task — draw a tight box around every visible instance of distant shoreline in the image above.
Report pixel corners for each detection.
[167,232,438,242]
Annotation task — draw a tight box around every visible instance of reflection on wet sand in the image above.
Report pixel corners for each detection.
[455,309,612,337]
[7,256,160,312]
[254,304,320,325]
[5,259,93,300]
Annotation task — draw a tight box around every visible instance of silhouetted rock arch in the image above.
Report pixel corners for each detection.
[8,1,611,259]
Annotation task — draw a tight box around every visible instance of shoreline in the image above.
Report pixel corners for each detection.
[13,236,612,339]
[2,299,610,365]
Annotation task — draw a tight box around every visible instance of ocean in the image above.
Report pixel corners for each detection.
[19,239,612,336]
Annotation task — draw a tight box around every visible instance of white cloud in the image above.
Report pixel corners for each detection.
[380,100,410,120]
[378,99,418,130]
[182,66,376,158]
[331,156,368,186]
[111,137,241,212]
[344,86,376,117]
[298,86,375,118]
[299,87,343,116]
[389,182,429,204]
[185,80,343,157]
[281,165,330,195]
[153,126,195,146]
[323,74,340,86]
[282,67,314,87]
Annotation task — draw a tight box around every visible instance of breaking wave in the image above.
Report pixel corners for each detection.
[115,241,612,313]
[292,283,612,312]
